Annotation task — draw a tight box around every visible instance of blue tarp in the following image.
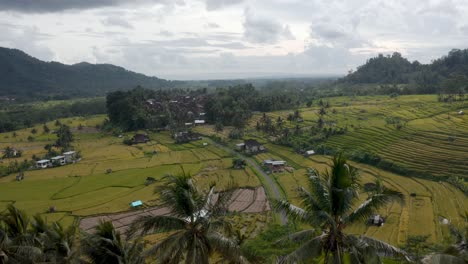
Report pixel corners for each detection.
[130,200,143,207]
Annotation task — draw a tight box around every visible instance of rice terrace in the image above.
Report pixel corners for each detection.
[1,94,466,249]
[1,8,468,261]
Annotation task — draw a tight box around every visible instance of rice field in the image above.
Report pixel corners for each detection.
[259,144,467,246]
[0,117,261,225]
[250,95,468,179]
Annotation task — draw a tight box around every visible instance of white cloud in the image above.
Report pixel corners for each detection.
[1,0,468,79]
[243,8,295,44]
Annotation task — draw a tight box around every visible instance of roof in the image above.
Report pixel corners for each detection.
[236,143,245,147]
[37,160,50,163]
[63,151,76,155]
[133,134,149,142]
[306,150,315,155]
[263,160,286,165]
[244,139,262,147]
[130,200,143,207]
[51,156,65,160]
[194,120,205,124]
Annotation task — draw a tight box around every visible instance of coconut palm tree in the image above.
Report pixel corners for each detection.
[275,154,410,263]
[128,173,247,264]
[0,205,44,263]
[82,221,144,264]
[422,224,467,264]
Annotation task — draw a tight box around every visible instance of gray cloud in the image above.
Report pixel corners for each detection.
[243,9,295,44]
[205,0,243,11]
[0,25,54,61]
[0,0,168,13]
[101,16,133,29]
[205,22,220,29]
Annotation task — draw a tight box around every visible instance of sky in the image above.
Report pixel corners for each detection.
[0,0,468,80]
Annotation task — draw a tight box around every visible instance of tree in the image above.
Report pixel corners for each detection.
[82,221,144,264]
[0,205,44,263]
[214,122,224,133]
[43,124,50,134]
[55,125,73,149]
[128,174,247,264]
[232,158,247,169]
[275,154,409,263]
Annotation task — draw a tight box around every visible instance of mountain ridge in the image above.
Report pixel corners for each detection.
[0,47,174,99]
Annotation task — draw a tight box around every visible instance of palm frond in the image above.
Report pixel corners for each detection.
[358,235,411,262]
[275,229,316,245]
[305,169,331,211]
[207,231,248,264]
[344,190,403,225]
[127,215,186,238]
[144,230,187,263]
[279,235,324,264]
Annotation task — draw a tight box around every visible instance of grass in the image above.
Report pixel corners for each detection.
[249,95,468,179]
[253,144,467,245]
[0,117,261,223]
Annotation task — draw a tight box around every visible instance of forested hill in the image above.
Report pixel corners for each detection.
[340,49,468,94]
[0,47,174,99]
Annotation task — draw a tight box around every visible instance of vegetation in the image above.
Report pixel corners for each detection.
[340,49,468,95]
[128,173,247,263]
[0,98,106,133]
[0,47,174,100]
[275,154,409,263]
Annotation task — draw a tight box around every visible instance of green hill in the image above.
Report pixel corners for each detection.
[340,49,468,94]
[0,47,175,99]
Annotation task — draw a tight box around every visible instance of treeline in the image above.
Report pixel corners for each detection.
[0,98,106,132]
[339,49,468,95]
[107,85,317,132]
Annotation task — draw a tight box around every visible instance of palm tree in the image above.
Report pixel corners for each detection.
[275,154,409,263]
[128,173,247,264]
[0,205,43,263]
[422,224,467,264]
[82,221,144,264]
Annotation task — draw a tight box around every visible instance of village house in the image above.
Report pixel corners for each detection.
[36,159,51,169]
[51,156,66,166]
[132,134,150,144]
[194,119,206,125]
[63,151,77,163]
[243,139,266,154]
[173,131,202,144]
[263,160,286,172]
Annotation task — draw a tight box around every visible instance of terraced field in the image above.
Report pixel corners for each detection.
[250,95,468,179]
[0,116,261,224]
[256,144,467,245]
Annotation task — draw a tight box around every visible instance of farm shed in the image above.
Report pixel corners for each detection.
[130,200,143,208]
[368,214,385,226]
[194,120,206,125]
[263,160,286,172]
[305,150,315,156]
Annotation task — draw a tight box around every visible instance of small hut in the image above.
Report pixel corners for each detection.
[368,214,385,226]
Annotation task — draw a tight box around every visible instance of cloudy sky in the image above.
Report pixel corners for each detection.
[1,0,467,80]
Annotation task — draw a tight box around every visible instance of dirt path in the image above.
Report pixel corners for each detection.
[205,138,288,225]
[80,187,270,233]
